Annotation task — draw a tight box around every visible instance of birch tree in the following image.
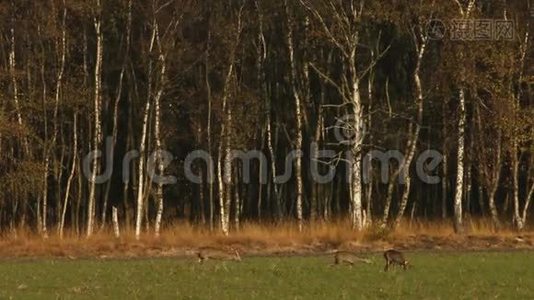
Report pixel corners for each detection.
[284,0,305,232]
[152,0,180,236]
[217,3,244,235]
[475,100,502,228]
[452,0,476,234]
[87,0,104,237]
[135,10,159,240]
[510,23,532,230]
[393,12,429,227]
[301,0,386,230]
[45,0,68,238]
[101,0,132,230]
[60,114,77,238]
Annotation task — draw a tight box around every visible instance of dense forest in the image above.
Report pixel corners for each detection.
[0,0,532,239]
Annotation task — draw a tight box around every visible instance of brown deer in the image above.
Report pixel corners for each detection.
[333,251,371,266]
[197,248,241,263]
[383,249,409,271]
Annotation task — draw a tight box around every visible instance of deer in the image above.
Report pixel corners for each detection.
[197,248,241,263]
[383,249,409,271]
[332,251,371,266]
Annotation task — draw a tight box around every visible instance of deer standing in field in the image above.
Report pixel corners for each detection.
[197,248,241,263]
[383,249,409,271]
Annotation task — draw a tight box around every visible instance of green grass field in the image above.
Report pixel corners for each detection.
[0,251,532,299]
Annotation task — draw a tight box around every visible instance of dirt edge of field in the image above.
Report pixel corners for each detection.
[1,233,533,260]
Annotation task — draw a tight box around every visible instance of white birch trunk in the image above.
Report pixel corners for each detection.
[381,178,396,226]
[223,101,233,234]
[365,64,374,227]
[112,206,120,238]
[154,22,167,237]
[43,154,49,236]
[217,145,228,235]
[41,57,49,237]
[452,0,475,234]
[255,0,267,220]
[350,87,364,230]
[217,66,233,236]
[350,46,364,231]
[512,144,524,230]
[514,30,530,230]
[394,31,427,226]
[135,9,161,239]
[454,89,466,233]
[87,0,103,237]
[218,5,244,236]
[234,169,241,231]
[474,103,501,227]
[294,79,304,232]
[267,118,280,218]
[50,2,67,237]
[9,1,28,154]
[489,131,502,228]
[60,114,77,239]
[285,1,304,231]
[206,52,214,230]
[135,98,151,240]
